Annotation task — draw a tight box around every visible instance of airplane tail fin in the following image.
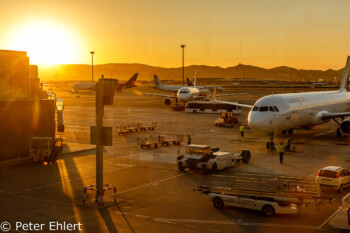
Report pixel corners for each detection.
[339,56,350,92]
[213,86,217,99]
[154,75,164,87]
[125,73,138,86]
[186,78,193,86]
[194,71,197,87]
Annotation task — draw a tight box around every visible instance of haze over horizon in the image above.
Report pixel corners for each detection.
[2,0,350,70]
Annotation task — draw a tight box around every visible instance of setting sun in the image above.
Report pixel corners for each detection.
[5,20,83,65]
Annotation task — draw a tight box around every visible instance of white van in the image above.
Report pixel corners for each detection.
[316,166,350,193]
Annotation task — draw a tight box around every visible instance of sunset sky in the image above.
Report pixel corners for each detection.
[1,0,350,69]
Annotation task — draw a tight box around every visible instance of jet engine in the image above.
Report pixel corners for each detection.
[311,111,329,125]
[340,119,350,135]
[164,98,172,105]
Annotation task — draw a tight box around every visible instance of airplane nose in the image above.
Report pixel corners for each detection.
[248,111,267,130]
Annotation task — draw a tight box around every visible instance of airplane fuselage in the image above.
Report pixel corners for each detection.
[177,87,200,102]
[248,91,350,134]
[156,85,184,92]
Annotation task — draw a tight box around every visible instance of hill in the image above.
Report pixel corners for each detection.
[38,63,344,83]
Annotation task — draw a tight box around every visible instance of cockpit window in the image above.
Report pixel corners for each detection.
[273,106,279,112]
[252,106,259,111]
[259,106,268,112]
[269,106,275,112]
[179,90,189,94]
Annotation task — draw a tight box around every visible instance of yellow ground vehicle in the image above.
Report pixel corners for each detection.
[214,112,240,128]
[29,137,63,163]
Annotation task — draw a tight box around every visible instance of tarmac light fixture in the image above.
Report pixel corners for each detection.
[89,75,117,207]
[181,44,186,86]
[90,51,95,86]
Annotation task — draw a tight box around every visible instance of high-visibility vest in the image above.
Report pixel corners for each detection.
[277,145,285,153]
[240,126,245,132]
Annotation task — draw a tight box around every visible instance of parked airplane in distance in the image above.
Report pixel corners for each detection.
[115,73,138,93]
[146,73,238,105]
[71,82,95,93]
[153,75,187,92]
[71,73,138,93]
[312,82,327,88]
[186,77,225,91]
[215,56,350,149]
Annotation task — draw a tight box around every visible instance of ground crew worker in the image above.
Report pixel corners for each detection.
[187,134,192,145]
[284,138,293,152]
[240,125,245,137]
[277,143,285,164]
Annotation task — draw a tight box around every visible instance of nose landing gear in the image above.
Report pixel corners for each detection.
[266,133,276,150]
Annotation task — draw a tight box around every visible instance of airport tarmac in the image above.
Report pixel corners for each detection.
[0,85,349,233]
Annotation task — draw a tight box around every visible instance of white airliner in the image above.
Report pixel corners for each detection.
[71,83,96,92]
[154,75,186,92]
[146,73,234,105]
[186,77,225,91]
[215,56,350,148]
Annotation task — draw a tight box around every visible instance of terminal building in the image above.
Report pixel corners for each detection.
[0,50,56,161]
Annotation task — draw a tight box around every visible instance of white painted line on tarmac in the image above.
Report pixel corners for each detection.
[134,214,151,219]
[318,206,343,229]
[152,217,319,230]
[71,130,78,143]
[315,130,335,137]
[118,173,185,194]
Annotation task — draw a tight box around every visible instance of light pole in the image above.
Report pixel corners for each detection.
[181,45,186,86]
[90,51,95,86]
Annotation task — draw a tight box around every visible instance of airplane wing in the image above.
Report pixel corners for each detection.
[321,112,350,120]
[143,93,178,98]
[215,93,247,97]
[213,99,253,109]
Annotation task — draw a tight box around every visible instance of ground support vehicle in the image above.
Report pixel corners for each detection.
[194,173,334,216]
[118,125,130,136]
[172,104,185,111]
[316,166,350,193]
[127,123,139,133]
[137,122,157,131]
[158,135,184,146]
[177,144,251,172]
[30,137,63,163]
[137,135,183,149]
[214,112,240,128]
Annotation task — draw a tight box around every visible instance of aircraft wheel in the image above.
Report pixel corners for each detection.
[337,128,342,137]
[266,141,271,149]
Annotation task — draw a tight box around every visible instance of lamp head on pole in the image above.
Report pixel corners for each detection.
[181,45,186,49]
[90,51,95,55]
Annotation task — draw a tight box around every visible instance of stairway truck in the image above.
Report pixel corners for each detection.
[177,144,251,172]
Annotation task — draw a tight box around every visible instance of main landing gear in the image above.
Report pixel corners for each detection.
[266,133,276,150]
[282,128,294,135]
